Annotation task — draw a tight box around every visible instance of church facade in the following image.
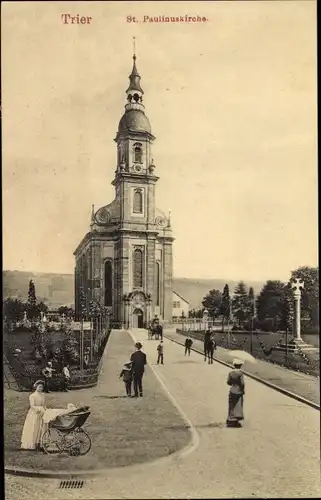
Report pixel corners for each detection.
[74,54,174,328]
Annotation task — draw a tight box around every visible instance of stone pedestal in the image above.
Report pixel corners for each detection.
[275,278,318,354]
[275,337,318,353]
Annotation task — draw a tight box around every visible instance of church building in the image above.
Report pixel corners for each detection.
[74,53,174,328]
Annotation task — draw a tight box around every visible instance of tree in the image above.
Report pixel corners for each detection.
[232,281,250,328]
[202,289,222,320]
[280,285,294,334]
[248,287,255,315]
[256,281,285,330]
[291,266,319,328]
[3,298,26,322]
[27,280,37,319]
[58,306,70,316]
[58,306,75,318]
[220,284,231,331]
[36,301,49,315]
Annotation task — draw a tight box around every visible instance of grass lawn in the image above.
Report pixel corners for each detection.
[4,331,191,472]
[178,330,319,377]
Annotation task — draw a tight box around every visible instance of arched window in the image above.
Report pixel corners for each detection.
[104,260,113,307]
[133,189,143,214]
[133,249,143,288]
[134,143,142,163]
[156,262,160,306]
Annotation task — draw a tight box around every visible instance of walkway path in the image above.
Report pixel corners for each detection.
[5,329,321,499]
[165,330,320,406]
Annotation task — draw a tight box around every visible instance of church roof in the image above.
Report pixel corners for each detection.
[118,109,151,134]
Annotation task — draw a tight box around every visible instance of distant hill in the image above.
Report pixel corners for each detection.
[3,270,74,309]
[3,270,265,310]
[173,277,265,309]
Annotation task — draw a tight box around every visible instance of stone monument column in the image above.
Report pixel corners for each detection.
[291,279,304,341]
[276,277,316,353]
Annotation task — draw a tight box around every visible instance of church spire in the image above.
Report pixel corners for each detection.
[126,39,144,99]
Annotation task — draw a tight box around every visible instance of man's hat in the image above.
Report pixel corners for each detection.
[135,342,142,349]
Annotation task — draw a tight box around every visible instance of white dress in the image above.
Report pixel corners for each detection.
[21,391,46,450]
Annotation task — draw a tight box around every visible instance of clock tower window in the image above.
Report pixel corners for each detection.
[133,143,143,163]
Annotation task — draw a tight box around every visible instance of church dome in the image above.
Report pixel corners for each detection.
[118,109,151,134]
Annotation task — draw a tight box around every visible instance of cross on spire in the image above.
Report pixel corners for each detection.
[133,36,136,57]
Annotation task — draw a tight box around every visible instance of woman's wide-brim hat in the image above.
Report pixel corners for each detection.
[135,342,143,349]
[233,359,244,366]
[33,379,45,389]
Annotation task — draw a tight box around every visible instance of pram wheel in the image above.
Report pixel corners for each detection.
[42,428,63,454]
[74,428,91,456]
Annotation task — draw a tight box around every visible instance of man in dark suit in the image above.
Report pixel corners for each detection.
[130,342,147,397]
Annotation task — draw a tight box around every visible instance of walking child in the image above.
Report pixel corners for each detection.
[119,361,133,397]
[157,340,164,365]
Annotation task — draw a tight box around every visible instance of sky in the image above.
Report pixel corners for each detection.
[2,1,318,282]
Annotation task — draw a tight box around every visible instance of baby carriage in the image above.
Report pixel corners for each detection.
[42,406,91,456]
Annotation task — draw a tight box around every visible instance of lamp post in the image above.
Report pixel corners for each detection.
[147,294,152,327]
[250,297,255,355]
[227,303,232,349]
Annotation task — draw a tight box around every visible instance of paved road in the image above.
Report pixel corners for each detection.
[165,330,320,405]
[5,329,321,499]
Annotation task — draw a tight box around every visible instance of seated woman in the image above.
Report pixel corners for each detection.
[21,380,46,451]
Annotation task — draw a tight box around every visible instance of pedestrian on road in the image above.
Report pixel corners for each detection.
[185,336,193,356]
[157,340,164,364]
[226,359,245,428]
[204,331,211,363]
[62,363,70,392]
[130,342,147,397]
[157,323,163,341]
[207,336,216,364]
[119,361,133,397]
[42,361,55,393]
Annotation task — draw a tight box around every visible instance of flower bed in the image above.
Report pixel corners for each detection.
[4,327,111,391]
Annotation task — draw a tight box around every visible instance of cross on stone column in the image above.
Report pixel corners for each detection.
[291,279,304,340]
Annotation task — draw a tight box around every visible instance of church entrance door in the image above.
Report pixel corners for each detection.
[133,308,144,328]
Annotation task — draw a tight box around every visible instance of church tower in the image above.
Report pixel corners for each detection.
[74,53,174,328]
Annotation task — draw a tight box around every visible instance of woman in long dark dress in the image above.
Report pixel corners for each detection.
[226,359,245,428]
